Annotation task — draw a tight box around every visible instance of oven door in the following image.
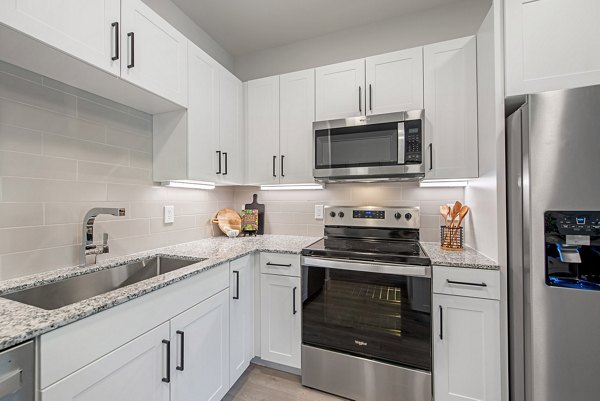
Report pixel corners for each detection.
[301,257,431,371]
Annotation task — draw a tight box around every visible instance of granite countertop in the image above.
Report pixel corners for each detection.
[0,235,319,351]
[420,242,499,270]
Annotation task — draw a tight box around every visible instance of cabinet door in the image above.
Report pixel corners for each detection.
[219,66,244,185]
[279,69,316,184]
[229,256,255,386]
[315,59,365,121]
[171,289,230,401]
[187,42,220,182]
[41,322,170,401]
[433,294,501,401]
[505,0,600,96]
[121,0,188,107]
[245,76,280,185]
[424,36,478,179]
[0,0,120,76]
[260,274,301,369]
[366,47,424,115]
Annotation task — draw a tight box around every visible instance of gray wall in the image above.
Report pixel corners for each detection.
[233,0,491,81]
[142,0,234,71]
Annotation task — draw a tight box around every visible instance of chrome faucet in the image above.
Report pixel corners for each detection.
[80,207,126,267]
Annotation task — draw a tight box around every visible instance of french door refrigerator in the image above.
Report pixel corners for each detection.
[507,85,600,401]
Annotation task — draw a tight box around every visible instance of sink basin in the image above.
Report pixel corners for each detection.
[1,256,205,310]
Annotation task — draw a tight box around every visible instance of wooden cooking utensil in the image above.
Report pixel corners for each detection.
[451,205,470,243]
[449,201,462,228]
[440,205,451,228]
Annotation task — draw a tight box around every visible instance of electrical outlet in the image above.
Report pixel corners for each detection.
[164,205,175,224]
[315,205,324,220]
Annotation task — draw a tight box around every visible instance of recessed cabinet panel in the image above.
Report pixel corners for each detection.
[316,59,365,121]
[366,48,424,115]
[121,0,188,107]
[505,0,600,95]
[424,36,478,179]
[219,67,244,185]
[0,0,121,76]
[229,256,254,386]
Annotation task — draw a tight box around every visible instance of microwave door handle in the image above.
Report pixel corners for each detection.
[397,122,405,165]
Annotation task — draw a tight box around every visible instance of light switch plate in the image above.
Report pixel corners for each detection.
[315,205,324,220]
[164,205,175,224]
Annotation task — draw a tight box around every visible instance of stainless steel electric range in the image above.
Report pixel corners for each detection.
[301,206,432,401]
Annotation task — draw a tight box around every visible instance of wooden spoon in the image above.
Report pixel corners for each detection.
[440,205,451,228]
[451,205,470,243]
[449,201,462,228]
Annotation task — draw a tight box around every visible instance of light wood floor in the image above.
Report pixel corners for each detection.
[223,365,349,401]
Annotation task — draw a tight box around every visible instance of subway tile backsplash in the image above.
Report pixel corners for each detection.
[0,61,234,280]
[0,60,464,280]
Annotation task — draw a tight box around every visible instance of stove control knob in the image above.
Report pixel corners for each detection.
[405,213,413,221]
[329,211,336,218]
[338,212,345,218]
[394,212,402,220]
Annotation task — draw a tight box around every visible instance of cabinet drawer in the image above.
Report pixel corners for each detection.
[433,266,500,300]
[260,253,300,277]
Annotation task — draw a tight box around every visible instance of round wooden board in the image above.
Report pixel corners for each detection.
[212,208,242,235]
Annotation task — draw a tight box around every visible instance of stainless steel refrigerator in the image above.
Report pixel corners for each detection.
[507,85,600,401]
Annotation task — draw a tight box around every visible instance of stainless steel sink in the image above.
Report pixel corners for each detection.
[1,256,204,310]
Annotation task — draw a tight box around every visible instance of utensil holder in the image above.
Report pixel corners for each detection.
[440,226,464,251]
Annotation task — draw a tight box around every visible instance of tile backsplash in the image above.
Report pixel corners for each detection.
[0,61,234,280]
[234,183,464,241]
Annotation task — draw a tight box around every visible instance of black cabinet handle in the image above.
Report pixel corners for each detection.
[127,32,135,68]
[369,84,372,111]
[272,155,277,177]
[162,339,171,383]
[216,151,222,174]
[111,22,119,61]
[439,306,443,340]
[293,286,297,315]
[281,155,285,177]
[222,152,228,175]
[266,262,292,267]
[233,271,240,300]
[446,279,488,287]
[428,143,433,171]
[176,331,184,371]
[358,86,362,113]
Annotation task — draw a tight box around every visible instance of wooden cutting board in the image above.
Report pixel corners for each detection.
[245,194,265,235]
[212,208,241,235]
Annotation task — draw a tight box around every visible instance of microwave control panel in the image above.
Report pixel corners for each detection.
[404,120,422,164]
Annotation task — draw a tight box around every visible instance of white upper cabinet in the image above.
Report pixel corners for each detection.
[218,66,244,185]
[0,0,121,76]
[121,0,188,107]
[316,59,365,121]
[366,47,424,115]
[187,42,220,181]
[279,69,316,184]
[245,76,280,185]
[424,36,478,179]
[505,0,600,96]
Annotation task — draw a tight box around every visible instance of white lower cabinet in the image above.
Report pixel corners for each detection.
[41,322,170,401]
[260,273,301,369]
[171,289,230,401]
[229,255,255,386]
[433,293,501,401]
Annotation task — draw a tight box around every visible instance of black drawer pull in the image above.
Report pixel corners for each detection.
[233,270,240,300]
[439,305,443,340]
[281,155,285,177]
[216,151,222,174]
[446,279,488,287]
[223,152,228,175]
[176,331,184,371]
[111,22,119,61]
[272,155,277,177]
[293,286,297,315]
[162,339,170,383]
[127,32,135,68]
[266,262,292,267]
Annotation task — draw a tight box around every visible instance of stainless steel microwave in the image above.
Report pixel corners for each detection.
[313,110,425,183]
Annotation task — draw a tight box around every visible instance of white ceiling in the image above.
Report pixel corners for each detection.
[171,0,466,57]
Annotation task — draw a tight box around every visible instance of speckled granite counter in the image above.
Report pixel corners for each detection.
[420,242,499,270]
[0,235,319,351]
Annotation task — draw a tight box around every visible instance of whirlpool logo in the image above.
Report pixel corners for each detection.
[354,340,368,347]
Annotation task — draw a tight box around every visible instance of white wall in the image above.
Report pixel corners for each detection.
[233,0,491,81]
[142,0,234,71]
[0,61,234,280]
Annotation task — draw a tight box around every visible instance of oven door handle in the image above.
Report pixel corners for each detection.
[301,256,431,278]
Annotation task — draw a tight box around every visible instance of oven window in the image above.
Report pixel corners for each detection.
[315,122,399,169]
[302,266,431,371]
